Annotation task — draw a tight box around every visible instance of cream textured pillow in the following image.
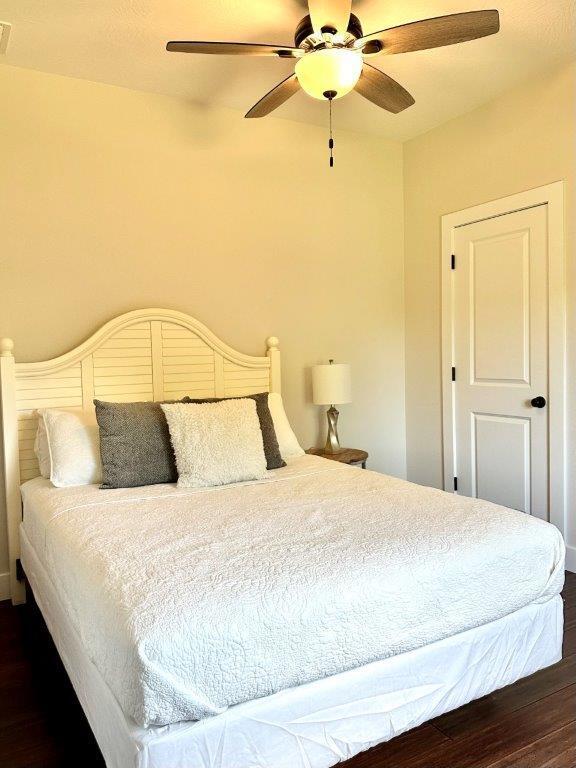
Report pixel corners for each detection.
[161,399,268,489]
[39,408,102,487]
[267,393,305,458]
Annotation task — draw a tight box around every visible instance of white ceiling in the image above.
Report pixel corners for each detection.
[1,0,574,139]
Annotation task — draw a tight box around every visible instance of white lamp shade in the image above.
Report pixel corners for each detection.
[312,363,352,405]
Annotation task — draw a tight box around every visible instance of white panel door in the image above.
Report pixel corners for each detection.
[453,205,548,518]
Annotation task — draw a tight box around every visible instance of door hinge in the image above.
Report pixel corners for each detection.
[451,254,456,270]
[453,477,458,492]
[451,366,456,382]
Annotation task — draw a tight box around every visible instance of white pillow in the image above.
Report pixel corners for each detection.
[33,414,51,479]
[39,409,102,487]
[267,393,304,458]
[162,399,267,489]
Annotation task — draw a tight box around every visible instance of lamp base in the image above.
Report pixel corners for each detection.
[324,405,343,454]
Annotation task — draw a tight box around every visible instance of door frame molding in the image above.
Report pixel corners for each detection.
[441,181,566,536]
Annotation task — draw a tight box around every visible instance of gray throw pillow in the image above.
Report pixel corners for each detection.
[94,399,184,489]
[183,392,285,470]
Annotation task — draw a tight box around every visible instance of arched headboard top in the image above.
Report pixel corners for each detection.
[13,308,279,375]
[0,309,281,602]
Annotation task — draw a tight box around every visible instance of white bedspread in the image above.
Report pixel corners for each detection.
[21,456,564,727]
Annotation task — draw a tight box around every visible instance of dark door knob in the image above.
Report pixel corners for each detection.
[530,396,546,408]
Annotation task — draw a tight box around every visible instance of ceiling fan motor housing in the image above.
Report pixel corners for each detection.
[294,13,364,48]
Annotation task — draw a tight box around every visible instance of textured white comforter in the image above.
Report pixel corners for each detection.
[21,456,564,727]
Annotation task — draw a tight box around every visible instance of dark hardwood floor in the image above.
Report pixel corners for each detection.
[0,573,574,768]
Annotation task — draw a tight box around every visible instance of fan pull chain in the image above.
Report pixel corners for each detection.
[323,90,337,168]
[329,98,334,168]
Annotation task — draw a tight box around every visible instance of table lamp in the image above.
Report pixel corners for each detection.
[312,360,352,454]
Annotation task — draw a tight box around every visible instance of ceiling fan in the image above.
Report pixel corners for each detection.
[166,1,500,119]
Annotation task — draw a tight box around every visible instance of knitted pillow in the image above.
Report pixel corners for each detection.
[95,399,184,489]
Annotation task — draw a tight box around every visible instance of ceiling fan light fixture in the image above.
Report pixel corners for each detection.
[295,47,362,100]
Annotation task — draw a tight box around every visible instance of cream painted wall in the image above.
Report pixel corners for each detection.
[0,65,406,577]
[403,62,575,553]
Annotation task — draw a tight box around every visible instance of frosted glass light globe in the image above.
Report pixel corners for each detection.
[295,48,363,100]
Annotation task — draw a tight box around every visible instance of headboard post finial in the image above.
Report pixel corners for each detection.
[0,339,14,358]
[266,336,279,350]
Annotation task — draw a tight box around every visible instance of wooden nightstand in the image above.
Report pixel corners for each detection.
[306,447,368,469]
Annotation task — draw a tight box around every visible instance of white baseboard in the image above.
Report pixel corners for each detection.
[0,571,10,601]
[565,545,576,574]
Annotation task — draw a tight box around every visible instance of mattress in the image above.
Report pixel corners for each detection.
[21,455,565,728]
[21,527,563,768]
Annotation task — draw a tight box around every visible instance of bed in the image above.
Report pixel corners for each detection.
[0,308,565,768]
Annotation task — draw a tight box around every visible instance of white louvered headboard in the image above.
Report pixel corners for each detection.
[0,308,281,602]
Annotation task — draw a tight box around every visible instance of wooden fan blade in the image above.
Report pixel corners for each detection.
[353,10,500,56]
[245,74,301,118]
[308,0,351,34]
[166,41,303,58]
[355,64,415,113]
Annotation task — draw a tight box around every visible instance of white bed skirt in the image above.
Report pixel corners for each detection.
[21,526,563,768]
